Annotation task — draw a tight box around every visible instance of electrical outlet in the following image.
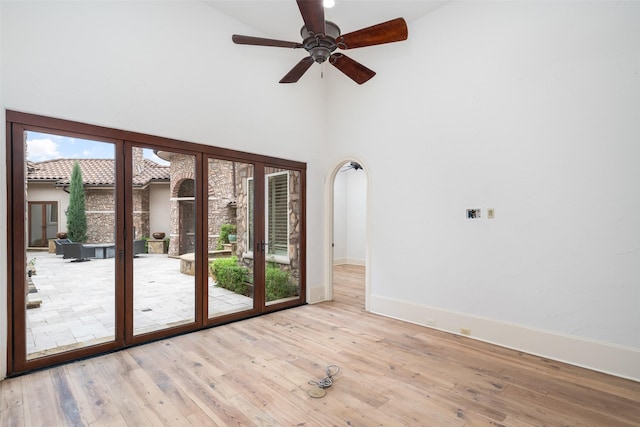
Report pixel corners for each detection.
[425,319,436,327]
[487,208,495,219]
[460,328,471,336]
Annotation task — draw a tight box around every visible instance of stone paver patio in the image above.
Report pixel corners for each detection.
[25,251,252,358]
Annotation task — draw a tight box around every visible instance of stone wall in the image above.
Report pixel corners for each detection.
[84,187,150,243]
[207,159,238,250]
[168,153,196,256]
[133,188,150,240]
[235,163,252,259]
[85,189,115,243]
[287,169,302,285]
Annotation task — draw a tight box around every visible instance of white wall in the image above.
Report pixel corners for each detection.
[345,169,366,265]
[333,167,348,263]
[0,0,329,378]
[326,1,640,380]
[333,165,366,266]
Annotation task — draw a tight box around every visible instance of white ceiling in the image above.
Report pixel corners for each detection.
[204,0,449,41]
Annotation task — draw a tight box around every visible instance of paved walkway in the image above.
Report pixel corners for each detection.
[26,251,252,358]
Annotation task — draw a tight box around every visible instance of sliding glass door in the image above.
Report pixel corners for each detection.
[130,147,198,337]
[22,131,119,363]
[6,111,306,375]
[207,158,256,319]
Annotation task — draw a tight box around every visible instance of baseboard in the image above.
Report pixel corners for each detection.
[308,285,326,304]
[370,295,640,382]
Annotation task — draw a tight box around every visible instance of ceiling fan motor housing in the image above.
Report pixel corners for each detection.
[232,1,408,85]
[301,21,341,63]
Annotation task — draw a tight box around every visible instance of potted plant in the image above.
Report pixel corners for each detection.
[27,258,37,277]
[218,224,237,248]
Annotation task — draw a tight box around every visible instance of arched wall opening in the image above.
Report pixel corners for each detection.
[325,159,369,309]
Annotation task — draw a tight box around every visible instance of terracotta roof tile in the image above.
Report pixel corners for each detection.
[27,158,169,187]
[133,159,170,186]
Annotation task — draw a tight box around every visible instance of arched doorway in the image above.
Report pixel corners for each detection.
[177,179,195,255]
[327,159,369,309]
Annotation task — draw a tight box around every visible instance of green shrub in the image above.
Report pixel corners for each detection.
[211,257,297,301]
[265,264,298,302]
[141,236,150,252]
[216,224,237,249]
[210,257,249,295]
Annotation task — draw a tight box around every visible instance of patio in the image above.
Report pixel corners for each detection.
[25,251,252,358]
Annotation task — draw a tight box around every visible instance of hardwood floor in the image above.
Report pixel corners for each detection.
[2,264,639,426]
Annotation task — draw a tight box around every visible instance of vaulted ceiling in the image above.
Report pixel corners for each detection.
[204,0,449,41]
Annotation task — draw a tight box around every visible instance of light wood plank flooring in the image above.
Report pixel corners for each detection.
[2,264,639,426]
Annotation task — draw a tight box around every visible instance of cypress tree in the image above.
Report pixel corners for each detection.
[66,162,87,242]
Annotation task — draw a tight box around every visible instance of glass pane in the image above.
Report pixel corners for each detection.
[25,131,116,359]
[265,168,301,306]
[28,203,44,247]
[133,148,196,335]
[208,159,254,318]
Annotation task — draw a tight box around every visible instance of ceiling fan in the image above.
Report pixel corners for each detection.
[231,0,408,85]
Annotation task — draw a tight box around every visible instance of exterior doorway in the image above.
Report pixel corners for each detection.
[176,179,196,255]
[28,202,59,247]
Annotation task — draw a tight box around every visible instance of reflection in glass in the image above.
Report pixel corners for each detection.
[25,132,116,359]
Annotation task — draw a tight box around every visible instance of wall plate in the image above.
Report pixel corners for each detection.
[466,208,481,219]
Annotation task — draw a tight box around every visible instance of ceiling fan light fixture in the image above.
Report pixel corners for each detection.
[310,46,331,63]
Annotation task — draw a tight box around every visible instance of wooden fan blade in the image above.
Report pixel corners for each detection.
[337,18,408,49]
[296,0,325,35]
[280,56,315,83]
[232,34,303,49]
[329,53,376,85]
